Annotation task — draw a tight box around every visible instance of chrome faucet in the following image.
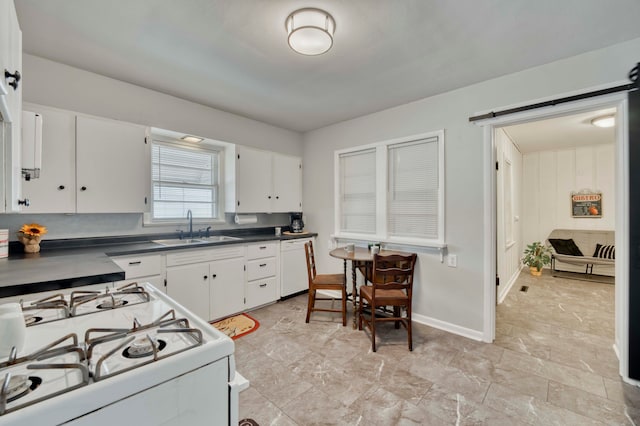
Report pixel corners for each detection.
[187,209,193,239]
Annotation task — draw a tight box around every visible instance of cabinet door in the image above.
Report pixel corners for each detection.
[0,0,22,212]
[272,153,302,212]
[235,146,272,213]
[210,257,245,321]
[76,116,148,213]
[21,105,76,213]
[166,263,210,321]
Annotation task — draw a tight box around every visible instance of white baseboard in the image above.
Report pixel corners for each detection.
[497,268,521,304]
[413,313,484,341]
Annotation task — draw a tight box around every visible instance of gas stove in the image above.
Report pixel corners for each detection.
[0,283,247,426]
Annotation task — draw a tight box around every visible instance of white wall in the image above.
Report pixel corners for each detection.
[496,129,523,303]
[22,54,302,156]
[522,144,615,246]
[302,37,640,336]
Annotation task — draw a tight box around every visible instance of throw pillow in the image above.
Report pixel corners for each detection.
[548,238,584,256]
[593,244,615,259]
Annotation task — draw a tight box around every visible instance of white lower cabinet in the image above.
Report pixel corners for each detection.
[110,253,164,290]
[245,242,279,311]
[210,257,245,320]
[165,246,246,322]
[166,262,210,320]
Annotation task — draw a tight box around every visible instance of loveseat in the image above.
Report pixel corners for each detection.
[546,229,615,278]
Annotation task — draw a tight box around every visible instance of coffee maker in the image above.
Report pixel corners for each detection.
[290,213,304,233]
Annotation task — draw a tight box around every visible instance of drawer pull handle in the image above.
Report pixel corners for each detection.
[212,274,217,279]
[259,246,267,249]
[259,263,267,267]
[128,261,142,265]
[259,283,267,288]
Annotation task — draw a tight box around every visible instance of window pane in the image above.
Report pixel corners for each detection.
[151,142,219,220]
[388,137,439,239]
[339,149,376,234]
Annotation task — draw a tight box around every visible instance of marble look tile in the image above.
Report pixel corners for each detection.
[239,387,298,426]
[418,385,524,426]
[449,351,549,400]
[603,377,640,409]
[484,383,602,425]
[280,388,355,425]
[405,358,491,403]
[547,381,639,425]
[498,349,607,397]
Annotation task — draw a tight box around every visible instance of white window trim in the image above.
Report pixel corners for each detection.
[143,137,227,226]
[333,130,445,248]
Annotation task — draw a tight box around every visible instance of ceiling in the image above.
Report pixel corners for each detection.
[503,107,616,154]
[14,0,640,132]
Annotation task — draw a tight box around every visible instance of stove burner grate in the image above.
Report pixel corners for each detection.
[23,315,43,326]
[97,299,128,310]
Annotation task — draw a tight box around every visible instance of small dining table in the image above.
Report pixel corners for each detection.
[329,246,411,329]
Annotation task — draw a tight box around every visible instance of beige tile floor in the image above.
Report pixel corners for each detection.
[237,270,640,425]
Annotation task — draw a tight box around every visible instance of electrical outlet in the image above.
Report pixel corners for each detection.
[447,254,457,268]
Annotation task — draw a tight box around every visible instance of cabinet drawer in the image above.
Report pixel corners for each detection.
[111,254,162,279]
[247,257,276,281]
[246,277,278,310]
[247,242,277,259]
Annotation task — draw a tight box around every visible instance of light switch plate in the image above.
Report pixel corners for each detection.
[447,254,457,268]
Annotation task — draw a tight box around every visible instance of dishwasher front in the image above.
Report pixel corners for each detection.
[280,238,314,297]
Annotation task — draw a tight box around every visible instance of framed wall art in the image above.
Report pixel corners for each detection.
[571,192,602,218]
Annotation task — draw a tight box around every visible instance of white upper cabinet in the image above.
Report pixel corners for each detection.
[21,104,76,213]
[272,153,302,212]
[0,0,22,212]
[227,145,302,213]
[76,116,149,213]
[20,105,150,214]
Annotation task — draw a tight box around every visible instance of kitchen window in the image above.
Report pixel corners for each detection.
[151,141,221,220]
[335,130,445,247]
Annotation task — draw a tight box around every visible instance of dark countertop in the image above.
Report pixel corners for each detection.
[0,228,317,298]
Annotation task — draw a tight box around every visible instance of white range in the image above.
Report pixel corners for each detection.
[0,282,248,425]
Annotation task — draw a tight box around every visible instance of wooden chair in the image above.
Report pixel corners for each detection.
[304,241,347,326]
[358,253,417,352]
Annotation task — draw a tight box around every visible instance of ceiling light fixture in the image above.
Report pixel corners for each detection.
[591,115,616,128]
[181,135,204,143]
[285,8,336,56]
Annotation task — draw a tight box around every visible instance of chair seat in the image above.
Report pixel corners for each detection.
[359,286,407,302]
[312,273,346,287]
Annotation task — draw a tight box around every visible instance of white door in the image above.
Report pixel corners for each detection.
[209,257,245,320]
[272,153,302,212]
[76,116,148,213]
[166,263,210,321]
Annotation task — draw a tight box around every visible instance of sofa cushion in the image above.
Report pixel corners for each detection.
[593,244,615,259]
[548,238,584,256]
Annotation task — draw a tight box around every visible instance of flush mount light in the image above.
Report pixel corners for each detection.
[285,8,336,56]
[591,115,616,128]
[181,135,204,143]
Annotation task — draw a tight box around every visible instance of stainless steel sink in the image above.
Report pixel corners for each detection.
[152,235,242,246]
[200,235,243,243]
[152,238,208,246]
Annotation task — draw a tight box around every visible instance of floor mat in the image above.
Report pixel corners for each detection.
[211,313,260,339]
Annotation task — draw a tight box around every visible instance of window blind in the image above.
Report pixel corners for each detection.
[339,149,376,234]
[387,137,439,239]
[152,143,219,219]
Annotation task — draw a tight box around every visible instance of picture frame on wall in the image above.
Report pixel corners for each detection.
[571,192,602,218]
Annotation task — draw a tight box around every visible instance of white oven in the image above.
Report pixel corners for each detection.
[0,283,248,425]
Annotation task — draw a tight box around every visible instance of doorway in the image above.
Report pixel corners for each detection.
[481,92,631,382]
